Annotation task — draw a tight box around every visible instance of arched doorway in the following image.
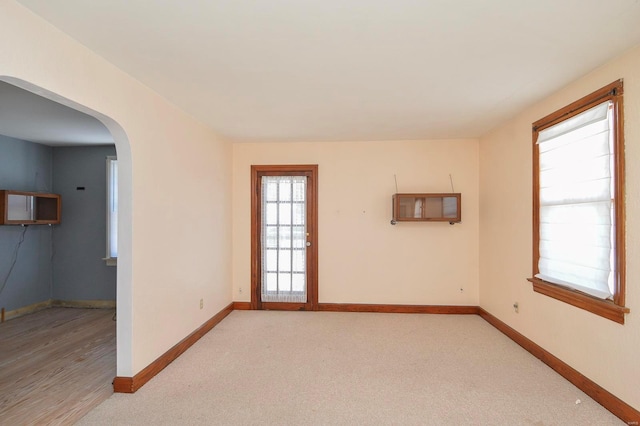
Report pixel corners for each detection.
[0,76,133,412]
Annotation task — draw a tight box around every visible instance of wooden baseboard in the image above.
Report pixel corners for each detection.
[52,299,116,309]
[1,299,117,323]
[478,308,640,424]
[317,303,480,314]
[234,301,479,314]
[233,301,251,310]
[113,302,234,393]
[2,300,52,321]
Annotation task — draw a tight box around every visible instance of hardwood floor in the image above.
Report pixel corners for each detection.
[0,307,116,425]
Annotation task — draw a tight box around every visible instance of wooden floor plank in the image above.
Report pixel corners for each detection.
[0,308,116,425]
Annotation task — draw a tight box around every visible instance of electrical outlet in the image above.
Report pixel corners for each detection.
[239,287,243,294]
[200,298,203,309]
[513,302,519,313]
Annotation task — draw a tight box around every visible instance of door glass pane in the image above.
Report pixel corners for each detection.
[279,227,291,247]
[279,203,292,225]
[265,249,278,271]
[278,180,291,201]
[292,226,305,248]
[265,226,278,248]
[265,203,278,225]
[292,249,305,272]
[264,180,278,201]
[292,273,305,292]
[261,176,307,303]
[292,181,305,201]
[278,249,292,271]
[292,202,305,224]
[265,273,278,292]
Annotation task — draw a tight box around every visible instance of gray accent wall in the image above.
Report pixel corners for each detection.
[0,135,53,310]
[0,136,116,312]
[52,146,116,301]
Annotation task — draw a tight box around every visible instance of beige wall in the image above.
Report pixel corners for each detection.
[3,0,637,409]
[479,46,640,408]
[0,1,233,376]
[233,139,480,305]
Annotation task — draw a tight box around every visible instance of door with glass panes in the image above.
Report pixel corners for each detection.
[251,165,318,310]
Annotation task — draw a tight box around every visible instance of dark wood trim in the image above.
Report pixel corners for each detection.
[250,164,319,311]
[532,79,623,131]
[613,83,626,308]
[233,301,252,310]
[317,303,480,314]
[532,126,541,277]
[112,376,134,393]
[260,302,311,311]
[113,302,234,393]
[250,166,260,310]
[528,278,628,324]
[478,308,639,424]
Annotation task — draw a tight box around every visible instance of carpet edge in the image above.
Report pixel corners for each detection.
[113,302,234,393]
[478,307,639,424]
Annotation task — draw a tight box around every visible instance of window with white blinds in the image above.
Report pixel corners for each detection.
[535,102,613,299]
[531,80,627,323]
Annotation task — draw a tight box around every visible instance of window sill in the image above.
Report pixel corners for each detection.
[103,257,117,267]
[527,278,629,324]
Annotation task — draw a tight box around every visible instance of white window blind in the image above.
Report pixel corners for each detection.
[107,157,118,260]
[535,101,614,299]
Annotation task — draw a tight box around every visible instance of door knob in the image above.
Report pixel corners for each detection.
[306,241,311,247]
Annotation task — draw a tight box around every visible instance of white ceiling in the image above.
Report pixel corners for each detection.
[12,0,640,142]
[0,80,113,146]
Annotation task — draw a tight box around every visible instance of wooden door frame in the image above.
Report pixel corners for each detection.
[250,165,318,311]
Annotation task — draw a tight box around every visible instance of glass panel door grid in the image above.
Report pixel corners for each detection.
[261,176,307,303]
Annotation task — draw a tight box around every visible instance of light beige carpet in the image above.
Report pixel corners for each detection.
[79,311,623,425]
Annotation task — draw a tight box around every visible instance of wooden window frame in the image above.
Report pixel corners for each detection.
[528,80,629,324]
